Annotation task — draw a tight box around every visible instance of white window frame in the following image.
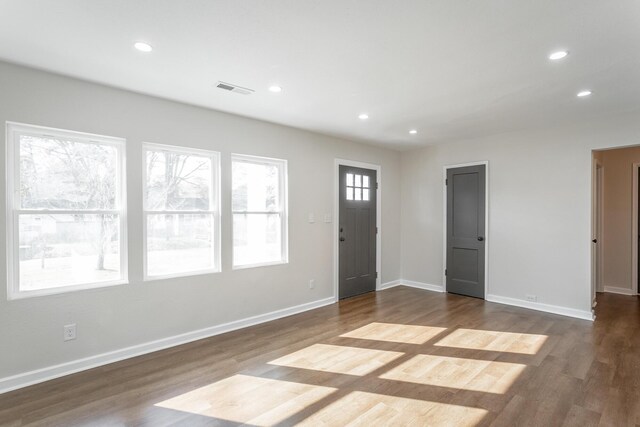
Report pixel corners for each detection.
[6,122,128,300]
[142,142,221,280]
[231,154,288,270]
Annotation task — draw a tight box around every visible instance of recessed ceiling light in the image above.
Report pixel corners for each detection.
[549,50,568,60]
[409,130,418,135]
[577,90,592,97]
[269,85,282,93]
[134,41,153,52]
[358,113,369,120]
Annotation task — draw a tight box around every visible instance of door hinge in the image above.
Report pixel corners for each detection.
[445,178,448,185]
[375,272,378,279]
[376,182,379,190]
[376,227,378,234]
[445,269,447,276]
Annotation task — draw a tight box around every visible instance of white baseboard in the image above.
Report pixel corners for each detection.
[378,279,402,290]
[380,280,594,321]
[604,286,637,296]
[384,281,592,320]
[379,279,445,293]
[1,281,599,394]
[379,279,444,293]
[400,280,444,293]
[486,294,594,321]
[0,296,335,395]
[389,279,596,321]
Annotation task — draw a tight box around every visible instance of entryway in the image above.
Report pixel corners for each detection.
[336,162,379,300]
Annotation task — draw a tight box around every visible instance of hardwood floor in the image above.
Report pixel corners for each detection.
[1,287,639,426]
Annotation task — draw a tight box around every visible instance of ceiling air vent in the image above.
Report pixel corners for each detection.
[216,81,254,95]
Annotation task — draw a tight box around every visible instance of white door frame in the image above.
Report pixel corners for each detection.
[442,161,490,297]
[632,162,640,294]
[333,159,382,302]
[591,158,604,305]
[596,162,604,294]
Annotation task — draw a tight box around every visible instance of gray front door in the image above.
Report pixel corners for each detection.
[339,165,377,299]
[446,165,486,299]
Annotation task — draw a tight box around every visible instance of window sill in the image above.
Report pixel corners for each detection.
[232,260,289,271]
[143,269,221,282]
[8,279,128,301]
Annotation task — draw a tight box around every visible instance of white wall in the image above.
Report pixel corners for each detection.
[0,61,402,381]
[401,114,640,316]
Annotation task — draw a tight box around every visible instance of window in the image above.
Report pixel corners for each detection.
[232,154,288,269]
[143,143,220,279]
[6,123,127,299]
[346,173,370,201]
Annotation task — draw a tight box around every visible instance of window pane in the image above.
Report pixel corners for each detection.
[232,161,280,211]
[355,188,362,201]
[233,213,282,266]
[363,176,370,188]
[147,214,214,276]
[19,214,120,291]
[355,174,362,187]
[346,173,354,186]
[346,187,354,200]
[145,150,212,210]
[363,189,370,201]
[20,135,117,210]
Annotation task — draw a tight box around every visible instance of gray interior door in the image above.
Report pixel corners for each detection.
[446,165,486,299]
[339,165,377,299]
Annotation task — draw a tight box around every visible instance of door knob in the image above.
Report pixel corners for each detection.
[340,237,346,242]
[477,237,484,241]
[592,239,597,243]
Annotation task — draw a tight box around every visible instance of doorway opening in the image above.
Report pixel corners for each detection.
[591,147,640,306]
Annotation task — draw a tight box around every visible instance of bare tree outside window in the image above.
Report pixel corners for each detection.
[8,124,126,297]
[143,144,219,278]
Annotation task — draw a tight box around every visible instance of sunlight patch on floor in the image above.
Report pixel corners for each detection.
[268,343,404,376]
[435,328,548,354]
[298,390,488,426]
[380,354,526,394]
[340,322,448,344]
[154,374,336,426]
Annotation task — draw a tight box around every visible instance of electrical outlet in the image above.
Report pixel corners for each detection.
[309,279,315,289]
[308,213,315,223]
[64,324,76,341]
[323,213,332,223]
[525,294,537,302]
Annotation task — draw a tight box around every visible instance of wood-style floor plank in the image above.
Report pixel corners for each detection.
[0,288,638,426]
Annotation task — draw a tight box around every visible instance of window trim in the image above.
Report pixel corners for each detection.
[6,122,128,300]
[231,153,289,270]
[142,142,221,281]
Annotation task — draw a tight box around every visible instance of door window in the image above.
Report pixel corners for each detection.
[346,173,370,201]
